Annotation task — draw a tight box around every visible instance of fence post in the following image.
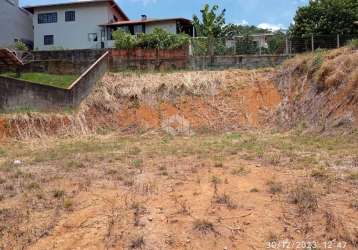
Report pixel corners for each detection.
[311,34,314,52]
[189,39,193,56]
[337,34,340,48]
[285,36,289,55]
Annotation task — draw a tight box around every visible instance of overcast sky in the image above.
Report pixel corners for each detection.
[20,0,309,30]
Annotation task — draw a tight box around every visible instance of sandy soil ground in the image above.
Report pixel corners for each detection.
[0,131,357,249]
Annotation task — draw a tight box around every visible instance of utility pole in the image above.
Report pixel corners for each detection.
[337,34,340,48]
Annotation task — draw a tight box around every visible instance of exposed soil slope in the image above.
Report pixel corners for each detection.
[275,46,358,131]
[0,69,281,139]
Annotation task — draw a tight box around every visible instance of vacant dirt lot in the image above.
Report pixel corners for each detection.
[0,130,357,249]
[0,47,357,249]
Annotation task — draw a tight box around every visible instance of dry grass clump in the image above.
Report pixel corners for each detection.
[3,111,95,139]
[275,46,358,130]
[279,47,358,91]
[267,180,283,194]
[89,70,226,110]
[314,48,358,90]
[324,210,358,246]
[288,180,318,214]
[130,234,145,249]
[193,219,215,234]
[214,193,238,209]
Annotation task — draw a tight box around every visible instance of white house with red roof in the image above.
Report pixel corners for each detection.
[24,0,193,50]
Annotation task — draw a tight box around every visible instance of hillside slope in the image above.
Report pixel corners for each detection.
[275,46,358,131]
[0,69,281,139]
[0,46,357,140]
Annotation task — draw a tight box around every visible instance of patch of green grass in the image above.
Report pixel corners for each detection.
[347,171,358,181]
[63,198,73,210]
[0,72,78,89]
[0,148,6,157]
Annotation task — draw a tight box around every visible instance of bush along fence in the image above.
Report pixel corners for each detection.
[0,51,109,112]
[190,33,358,56]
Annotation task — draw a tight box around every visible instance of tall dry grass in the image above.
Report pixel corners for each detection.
[3,70,255,139]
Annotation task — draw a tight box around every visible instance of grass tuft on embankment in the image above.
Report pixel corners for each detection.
[0,72,78,89]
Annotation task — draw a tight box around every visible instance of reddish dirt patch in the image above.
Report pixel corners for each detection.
[0,118,7,140]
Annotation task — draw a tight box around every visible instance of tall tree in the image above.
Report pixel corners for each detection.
[193,4,226,56]
[289,0,358,37]
[193,4,226,38]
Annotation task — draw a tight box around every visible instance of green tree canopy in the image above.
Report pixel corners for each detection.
[112,28,189,50]
[289,0,358,37]
[220,24,270,38]
[193,4,226,38]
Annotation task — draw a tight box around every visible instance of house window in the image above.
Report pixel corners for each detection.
[88,33,98,42]
[65,11,75,22]
[119,26,130,33]
[44,35,54,45]
[134,25,144,34]
[38,13,57,24]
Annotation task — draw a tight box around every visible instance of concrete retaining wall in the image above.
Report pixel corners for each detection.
[26,49,105,74]
[109,48,288,71]
[0,48,289,112]
[0,51,109,111]
[190,55,289,70]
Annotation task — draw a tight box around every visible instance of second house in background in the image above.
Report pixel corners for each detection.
[24,0,194,50]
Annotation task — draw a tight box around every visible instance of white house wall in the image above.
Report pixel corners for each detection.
[0,0,33,47]
[33,3,114,50]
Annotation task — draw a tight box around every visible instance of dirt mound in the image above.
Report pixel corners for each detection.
[0,69,281,140]
[275,46,358,131]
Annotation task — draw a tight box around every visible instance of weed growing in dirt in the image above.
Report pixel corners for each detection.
[0,161,17,173]
[0,148,6,157]
[174,197,191,215]
[132,159,143,169]
[267,180,283,194]
[128,146,141,156]
[63,198,73,210]
[266,153,282,166]
[123,177,135,187]
[214,194,238,209]
[130,235,145,249]
[350,198,358,210]
[311,166,331,180]
[346,171,358,181]
[214,162,224,168]
[27,182,40,190]
[65,161,86,171]
[211,176,222,185]
[267,231,279,243]
[53,190,65,199]
[288,181,318,214]
[193,219,215,235]
[231,166,250,176]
